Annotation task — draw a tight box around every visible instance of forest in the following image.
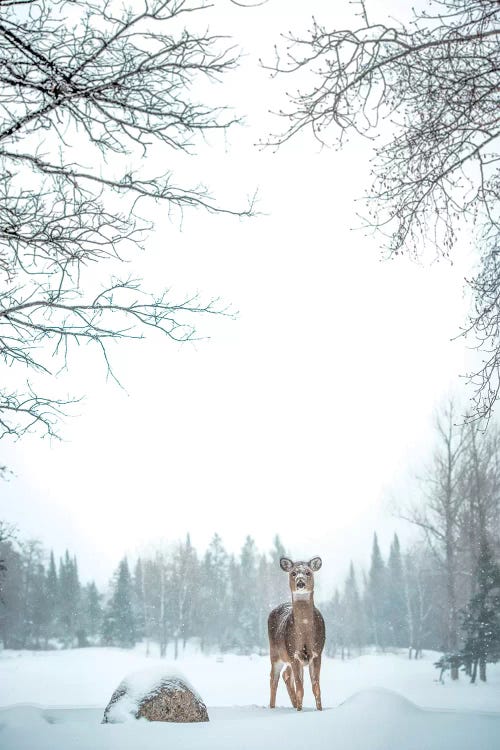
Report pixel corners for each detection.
[1,403,499,683]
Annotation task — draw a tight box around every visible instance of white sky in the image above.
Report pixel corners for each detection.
[0,0,479,595]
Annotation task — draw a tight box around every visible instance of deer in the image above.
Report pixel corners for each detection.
[268,556,325,711]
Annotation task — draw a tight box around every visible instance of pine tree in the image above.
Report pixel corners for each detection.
[133,558,145,642]
[45,551,58,644]
[170,534,199,656]
[58,551,81,647]
[31,562,48,648]
[257,553,271,651]
[227,554,241,652]
[237,536,259,653]
[20,540,44,648]
[199,534,229,652]
[324,589,345,658]
[343,562,364,654]
[367,533,388,649]
[83,581,103,643]
[102,558,136,648]
[387,535,407,647]
[141,556,161,656]
[461,541,500,683]
[269,535,289,607]
[0,540,23,648]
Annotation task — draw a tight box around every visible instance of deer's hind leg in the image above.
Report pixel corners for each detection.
[282,664,297,708]
[269,659,282,708]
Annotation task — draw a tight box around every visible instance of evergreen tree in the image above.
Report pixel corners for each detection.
[367,533,388,649]
[387,535,407,647]
[83,581,103,643]
[268,535,289,607]
[237,536,259,653]
[31,562,49,648]
[270,535,286,566]
[324,589,345,658]
[45,551,59,643]
[133,558,146,641]
[0,540,23,648]
[343,562,364,654]
[461,541,500,683]
[141,556,161,656]
[199,534,229,652]
[102,558,136,648]
[58,551,81,647]
[227,554,241,652]
[257,553,271,651]
[20,540,44,648]
[171,534,199,655]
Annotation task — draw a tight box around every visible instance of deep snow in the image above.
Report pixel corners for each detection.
[1,645,499,749]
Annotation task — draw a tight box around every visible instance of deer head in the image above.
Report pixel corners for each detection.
[279,557,322,599]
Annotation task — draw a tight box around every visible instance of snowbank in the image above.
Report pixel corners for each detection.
[1,645,499,712]
[1,690,499,750]
[0,646,499,750]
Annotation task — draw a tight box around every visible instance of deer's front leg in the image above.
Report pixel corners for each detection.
[292,659,304,711]
[269,661,282,708]
[309,654,322,710]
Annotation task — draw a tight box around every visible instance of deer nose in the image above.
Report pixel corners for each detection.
[296,579,306,589]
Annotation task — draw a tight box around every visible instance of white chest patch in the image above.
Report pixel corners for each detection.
[302,618,309,624]
[292,591,312,602]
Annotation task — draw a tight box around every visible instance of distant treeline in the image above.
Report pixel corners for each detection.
[0,532,293,655]
[1,404,500,681]
[0,524,498,682]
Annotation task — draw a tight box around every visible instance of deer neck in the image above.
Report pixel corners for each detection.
[291,590,314,614]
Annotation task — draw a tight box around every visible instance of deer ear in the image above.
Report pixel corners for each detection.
[280,557,294,572]
[308,557,322,571]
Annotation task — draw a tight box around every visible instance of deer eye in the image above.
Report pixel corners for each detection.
[292,571,296,577]
[306,571,311,576]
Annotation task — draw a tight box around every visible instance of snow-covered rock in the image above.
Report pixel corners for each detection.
[102,666,209,724]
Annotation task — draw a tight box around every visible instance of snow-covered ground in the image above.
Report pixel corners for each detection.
[1,644,499,749]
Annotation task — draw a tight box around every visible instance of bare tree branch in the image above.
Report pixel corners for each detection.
[265,0,500,419]
[0,0,254,439]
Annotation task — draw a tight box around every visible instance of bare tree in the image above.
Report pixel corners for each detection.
[266,0,500,419]
[403,545,435,660]
[401,401,467,677]
[457,422,500,599]
[0,0,254,439]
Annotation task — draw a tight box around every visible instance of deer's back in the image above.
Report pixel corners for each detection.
[268,602,293,646]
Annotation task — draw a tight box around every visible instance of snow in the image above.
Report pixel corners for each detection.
[0,645,499,749]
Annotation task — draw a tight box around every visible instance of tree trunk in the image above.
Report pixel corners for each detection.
[446,536,459,680]
[159,566,167,658]
[479,658,487,682]
[470,659,478,683]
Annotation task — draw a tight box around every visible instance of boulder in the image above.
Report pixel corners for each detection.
[102,666,209,724]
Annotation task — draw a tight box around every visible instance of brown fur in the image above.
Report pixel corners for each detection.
[268,558,326,711]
